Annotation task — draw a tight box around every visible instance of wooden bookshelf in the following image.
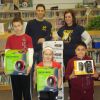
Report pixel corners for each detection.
[0,85,11,91]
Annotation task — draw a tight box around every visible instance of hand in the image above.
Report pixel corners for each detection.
[37,38,45,44]
[69,71,77,79]
[92,71,98,78]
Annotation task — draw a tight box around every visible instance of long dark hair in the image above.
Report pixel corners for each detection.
[64,9,77,26]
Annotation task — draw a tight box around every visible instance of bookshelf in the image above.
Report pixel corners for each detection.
[0,8,100,90]
[0,34,11,91]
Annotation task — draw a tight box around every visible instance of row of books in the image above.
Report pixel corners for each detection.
[87,50,100,64]
[0,74,11,85]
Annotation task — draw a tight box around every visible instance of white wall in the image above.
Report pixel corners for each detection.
[32,0,83,9]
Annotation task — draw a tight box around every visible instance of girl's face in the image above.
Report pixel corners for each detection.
[43,49,53,62]
[64,12,73,26]
[75,45,86,59]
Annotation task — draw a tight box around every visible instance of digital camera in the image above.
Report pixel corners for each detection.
[85,61,93,73]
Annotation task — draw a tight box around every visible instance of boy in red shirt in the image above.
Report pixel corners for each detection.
[66,42,98,100]
[5,17,34,100]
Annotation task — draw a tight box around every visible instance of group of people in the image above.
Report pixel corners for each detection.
[5,3,99,100]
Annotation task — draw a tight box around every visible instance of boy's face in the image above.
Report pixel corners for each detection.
[75,45,86,59]
[43,49,53,62]
[12,22,23,35]
[36,6,45,20]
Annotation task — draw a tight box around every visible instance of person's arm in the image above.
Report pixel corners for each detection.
[26,48,34,75]
[57,28,63,38]
[58,68,62,88]
[66,59,77,80]
[81,31,92,45]
[26,36,34,75]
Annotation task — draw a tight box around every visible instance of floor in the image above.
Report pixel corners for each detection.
[0,86,100,100]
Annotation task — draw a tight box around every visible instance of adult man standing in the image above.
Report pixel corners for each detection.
[26,4,52,65]
[25,4,52,92]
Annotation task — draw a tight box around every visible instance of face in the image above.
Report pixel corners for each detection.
[64,13,73,26]
[43,49,53,62]
[36,6,45,19]
[75,45,86,59]
[12,22,23,35]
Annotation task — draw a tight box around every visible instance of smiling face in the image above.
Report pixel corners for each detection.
[36,6,45,20]
[75,45,86,59]
[43,49,53,62]
[64,12,73,26]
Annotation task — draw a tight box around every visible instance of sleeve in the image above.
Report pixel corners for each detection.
[27,36,34,67]
[5,37,11,49]
[27,48,34,67]
[37,62,43,66]
[65,59,73,80]
[57,63,62,69]
[27,36,33,48]
[81,31,92,45]
[57,28,63,38]
[45,22,52,41]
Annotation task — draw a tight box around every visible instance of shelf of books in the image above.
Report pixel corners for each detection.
[0,8,99,29]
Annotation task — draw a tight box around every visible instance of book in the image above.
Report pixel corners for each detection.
[19,0,33,10]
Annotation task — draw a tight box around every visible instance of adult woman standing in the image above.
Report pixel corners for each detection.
[57,9,92,70]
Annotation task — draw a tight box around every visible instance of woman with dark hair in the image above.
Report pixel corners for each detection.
[57,9,92,72]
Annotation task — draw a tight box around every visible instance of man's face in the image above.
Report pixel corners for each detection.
[36,6,45,19]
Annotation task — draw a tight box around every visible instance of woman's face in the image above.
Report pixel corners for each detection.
[43,49,53,62]
[64,12,73,26]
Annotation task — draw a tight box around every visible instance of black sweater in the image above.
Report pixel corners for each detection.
[25,19,52,52]
[57,24,85,56]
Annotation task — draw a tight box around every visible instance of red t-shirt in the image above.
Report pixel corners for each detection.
[37,61,61,69]
[6,34,33,50]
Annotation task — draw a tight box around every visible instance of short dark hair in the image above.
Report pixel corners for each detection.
[36,4,45,10]
[64,9,77,26]
[75,41,87,49]
[12,17,23,25]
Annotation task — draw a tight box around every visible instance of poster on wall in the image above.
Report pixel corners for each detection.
[19,0,33,9]
[4,50,29,75]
